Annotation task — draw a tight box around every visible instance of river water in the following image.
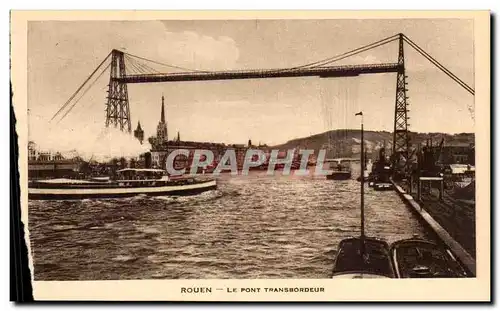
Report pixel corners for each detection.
[28,172,431,280]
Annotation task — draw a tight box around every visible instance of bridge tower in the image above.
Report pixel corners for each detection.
[106,49,131,132]
[392,33,410,172]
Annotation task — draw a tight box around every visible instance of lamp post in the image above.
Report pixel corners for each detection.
[355,112,365,253]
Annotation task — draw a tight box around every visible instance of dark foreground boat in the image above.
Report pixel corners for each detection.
[332,237,396,278]
[28,168,217,200]
[390,238,468,278]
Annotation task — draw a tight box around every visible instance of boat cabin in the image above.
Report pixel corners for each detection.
[115,168,168,186]
[325,158,354,172]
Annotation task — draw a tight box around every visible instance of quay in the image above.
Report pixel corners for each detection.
[390,178,476,276]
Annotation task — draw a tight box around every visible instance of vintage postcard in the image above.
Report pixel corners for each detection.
[11,10,490,301]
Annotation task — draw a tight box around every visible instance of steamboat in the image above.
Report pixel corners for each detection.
[28,168,217,200]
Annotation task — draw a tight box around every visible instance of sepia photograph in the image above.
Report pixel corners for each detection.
[11,10,490,301]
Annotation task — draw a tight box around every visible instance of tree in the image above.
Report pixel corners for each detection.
[119,157,127,169]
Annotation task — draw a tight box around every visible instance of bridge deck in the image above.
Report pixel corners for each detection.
[117,63,400,83]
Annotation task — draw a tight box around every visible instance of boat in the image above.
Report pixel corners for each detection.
[28,168,217,200]
[332,112,395,278]
[369,147,394,190]
[326,158,352,180]
[373,182,393,191]
[371,165,393,190]
[332,237,396,278]
[390,237,468,278]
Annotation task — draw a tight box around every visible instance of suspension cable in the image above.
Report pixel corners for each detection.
[314,36,399,68]
[119,34,399,77]
[124,52,210,73]
[288,34,400,70]
[51,51,112,121]
[124,55,145,74]
[127,56,158,74]
[402,35,474,95]
[55,62,111,124]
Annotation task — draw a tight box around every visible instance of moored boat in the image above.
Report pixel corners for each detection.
[332,112,395,278]
[390,237,468,278]
[28,168,217,200]
[332,237,396,278]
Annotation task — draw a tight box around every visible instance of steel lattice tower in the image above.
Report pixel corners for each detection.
[392,34,409,170]
[106,49,131,132]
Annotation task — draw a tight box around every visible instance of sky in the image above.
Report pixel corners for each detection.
[28,19,475,148]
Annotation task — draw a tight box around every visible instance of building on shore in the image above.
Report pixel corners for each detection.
[432,142,474,165]
[150,139,250,170]
[147,95,309,171]
[28,141,79,179]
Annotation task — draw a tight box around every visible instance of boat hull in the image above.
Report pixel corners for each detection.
[28,179,217,200]
[373,183,393,191]
[326,172,352,180]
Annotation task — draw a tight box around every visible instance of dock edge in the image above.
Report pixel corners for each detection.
[390,178,476,276]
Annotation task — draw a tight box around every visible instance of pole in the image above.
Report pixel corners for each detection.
[360,115,365,254]
[355,111,365,256]
[361,116,365,241]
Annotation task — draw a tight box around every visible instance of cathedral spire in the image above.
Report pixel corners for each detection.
[161,95,166,123]
[156,95,168,143]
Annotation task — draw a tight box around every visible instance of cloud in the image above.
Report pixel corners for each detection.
[102,22,241,71]
[166,31,240,70]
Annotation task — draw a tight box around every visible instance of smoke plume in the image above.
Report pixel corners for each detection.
[29,118,151,162]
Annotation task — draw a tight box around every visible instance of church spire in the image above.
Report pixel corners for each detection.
[156,95,168,143]
[134,120,144,144]
[161,95,166,123]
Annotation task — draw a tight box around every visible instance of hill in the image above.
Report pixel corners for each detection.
[272,130,474,158]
